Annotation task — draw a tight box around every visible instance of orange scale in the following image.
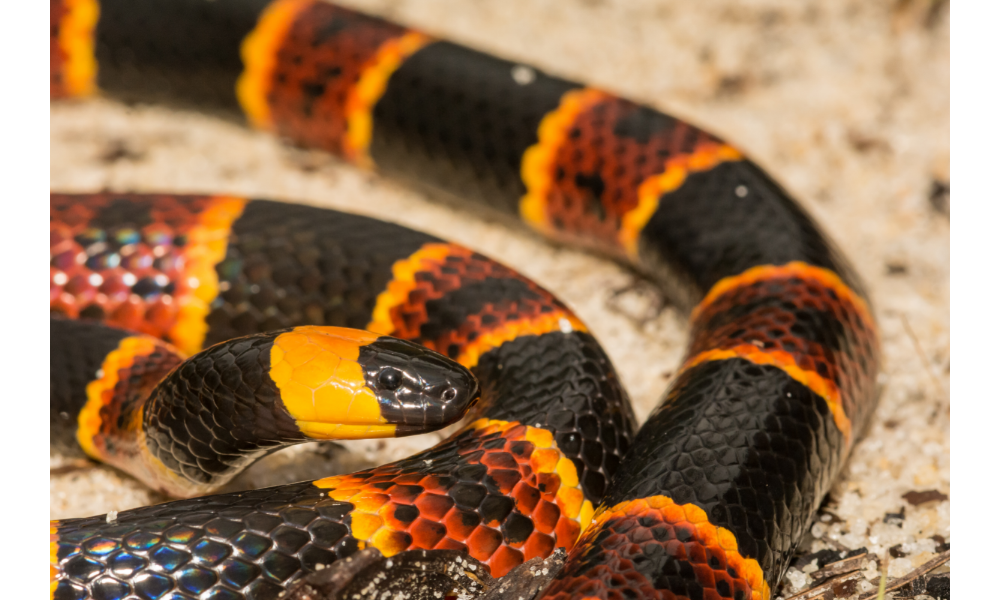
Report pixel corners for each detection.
[466,526,503,562]
[482,451,519,470]
[387,484,423,503]
[504,424,527,439]
[378,502,412,531]
[522,531,555,561]
[556,486,584,518]
[536,472,562,499]
[486,469,522,494]
[418,474,444,490]
[692,563,718,588]
[371,528,412,557]
[414,492,453,520]
[574,580,605,599]
[489,545,524,578]
[664,539,687,560]
[660,503,687,524]
[365,476,399,488]
[409,517,447,548]
[52,295,78,317]
[511,481,542,514]
[145,299,179,333]
[434,537,467,552]
[111,298,146,331]
[352,492,390,513]
[685,541,709,565]
[532,501,561,534]
[706,546,729,569]
[443,509,480,541]
[554,517,581,548]
[677,517,701,536]
[325,487,361,502]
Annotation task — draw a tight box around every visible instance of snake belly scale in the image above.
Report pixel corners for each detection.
[49,2,881,600]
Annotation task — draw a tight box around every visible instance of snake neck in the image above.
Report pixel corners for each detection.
[59,321,305,498]
[135,332,306,497]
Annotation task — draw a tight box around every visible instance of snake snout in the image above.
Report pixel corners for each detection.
[363,336,480,435]
[424,365,481,427]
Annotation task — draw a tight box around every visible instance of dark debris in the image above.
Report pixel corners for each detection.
[928,179,950,217]
[885,261,909,276]
[98,139,146,164]
[883,508,906,527]
[931,534,949,553]
[926,573,950,599]
[283,548,491,600]
[902,489,948,506]
[792,546,868,571]
[715,74,750,98]
[883,571,950,600]
[847,130,890,154]
[282,548,567,600]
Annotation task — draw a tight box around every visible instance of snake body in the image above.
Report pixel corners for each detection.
[50,314,481,497]
[50,1,881,600]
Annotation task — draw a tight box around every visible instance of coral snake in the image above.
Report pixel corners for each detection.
[49,1,881,599]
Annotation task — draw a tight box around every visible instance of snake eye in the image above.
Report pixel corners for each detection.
[378,368,403,390]
[442,388,457,401]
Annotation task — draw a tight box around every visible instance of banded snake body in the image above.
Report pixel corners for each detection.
[50,1,882,599]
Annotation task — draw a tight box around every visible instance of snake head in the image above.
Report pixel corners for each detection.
[268,326,478,440]
[360,336,480,435]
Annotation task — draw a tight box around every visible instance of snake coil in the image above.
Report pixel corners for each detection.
[50,1,881,599]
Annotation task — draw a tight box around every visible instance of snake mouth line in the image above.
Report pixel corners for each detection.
[293,421,399,440]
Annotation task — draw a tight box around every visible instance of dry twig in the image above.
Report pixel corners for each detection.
[783,571,865,600]
[855,550,950,600]
[810,553,876,582]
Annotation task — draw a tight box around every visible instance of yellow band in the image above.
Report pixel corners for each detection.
[269,326,394,439]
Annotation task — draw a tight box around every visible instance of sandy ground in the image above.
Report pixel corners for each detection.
[50,0,949,597]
